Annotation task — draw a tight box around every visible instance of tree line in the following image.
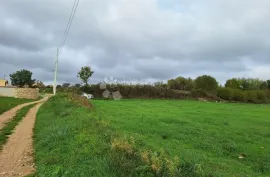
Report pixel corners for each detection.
[167,75,270,103]
[8,67,270,103]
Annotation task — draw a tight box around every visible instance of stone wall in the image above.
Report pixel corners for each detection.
[15,88,39,99]
[0,88,39,99]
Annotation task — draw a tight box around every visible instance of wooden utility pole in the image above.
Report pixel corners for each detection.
[53,48,59,95]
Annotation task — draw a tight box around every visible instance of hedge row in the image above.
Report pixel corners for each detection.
[217,87,270,103]
[81,84,192,99]
[40,84,270,103]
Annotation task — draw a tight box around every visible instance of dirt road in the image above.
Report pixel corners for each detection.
[0,96,50,177]
[0,97,48,130]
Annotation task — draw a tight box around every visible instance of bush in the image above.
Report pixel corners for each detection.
[67,93,92,109]
[217,87,233,101]
[232,89,247,102]
[246,90,258,103]
[80,84,191,99]
[194,75,218,95]
[168,77,194,91]
[256,90,268,103]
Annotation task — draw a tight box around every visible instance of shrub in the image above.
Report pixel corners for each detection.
[194,75,218,95]
[67,93,92,109]
[168,77,194,91]
[217,87,233,101]
[191,89,207,98]
[267,90,270,99]
[246,90,258,103]
[80,84,190,99]
[257,90,267,103]
[232,89,247,102]
[225,78,241,89]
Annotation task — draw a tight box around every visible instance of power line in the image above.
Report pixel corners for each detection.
[59,0,77,49]
[59,0,80,54]
[54,0,79,95]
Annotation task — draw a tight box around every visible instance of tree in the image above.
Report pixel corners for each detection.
[267,80,270,89]
[167,77,194,91]
[62,83,71,88]
[74,83,81,88]
[167,79,177,89]
[10,69,35,88]
[225,78,241,89]
[77,66,94,85]
[238,78,262,90]
[260,81,268,90]
[194,75,218,93]
[33,80,45,88]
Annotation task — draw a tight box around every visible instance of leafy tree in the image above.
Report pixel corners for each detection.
[238,78,262,90]
[217,87,233,100]
[226,78,264,90]
[186,77,195,91]
[74,83,81,88]
[10,69,35,88]
[77,66,94,85]
[225,78,241,89]
[260,81,268,90]
[194,75,218,93]
[168,77,194,91]
[33,80,45,88]
[167,79,178,89]
[267,80,270,89]
[62,83,71,88]
[154,82,167,88]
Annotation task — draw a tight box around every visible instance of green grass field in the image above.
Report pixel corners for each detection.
[0,97,34,114]
[34,95,270,176]
[94,99,270,176]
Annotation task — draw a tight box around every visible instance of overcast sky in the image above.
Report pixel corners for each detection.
[1,0,270,85]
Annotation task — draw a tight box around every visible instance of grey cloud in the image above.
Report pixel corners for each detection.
[0,0,270,85]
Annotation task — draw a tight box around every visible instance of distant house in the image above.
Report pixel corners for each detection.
[0,79,8,87]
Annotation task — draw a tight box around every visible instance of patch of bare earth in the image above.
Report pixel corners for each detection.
[0,96,49,177]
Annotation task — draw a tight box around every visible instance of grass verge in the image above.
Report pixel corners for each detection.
[0,104,35,149]
[0,96,39,114]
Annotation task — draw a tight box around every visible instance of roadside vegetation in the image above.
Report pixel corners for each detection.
[40,71,270,104]
[33,94,270,176]
[0,104,35,149]
[0,97,35,114]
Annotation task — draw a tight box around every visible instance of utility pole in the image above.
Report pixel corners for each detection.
[53,48,59,95]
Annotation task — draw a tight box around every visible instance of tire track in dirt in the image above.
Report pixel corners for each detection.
[0,97,48,130]
[0,96,50,177]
